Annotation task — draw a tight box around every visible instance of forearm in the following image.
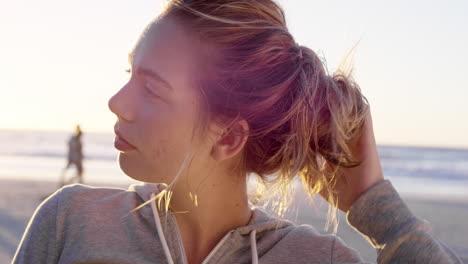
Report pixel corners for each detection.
[347,180,462,263]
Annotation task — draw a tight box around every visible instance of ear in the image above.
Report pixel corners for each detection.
[211,119,249,161]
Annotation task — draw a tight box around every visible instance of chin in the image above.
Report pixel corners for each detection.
[117,153,146,182]
[117,153,170,183]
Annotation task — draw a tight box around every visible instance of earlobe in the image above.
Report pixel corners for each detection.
[211,120,249,161]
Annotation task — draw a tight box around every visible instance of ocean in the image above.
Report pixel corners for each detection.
[1,129,467,199]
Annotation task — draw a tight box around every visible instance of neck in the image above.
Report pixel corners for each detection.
[168,170,252,264]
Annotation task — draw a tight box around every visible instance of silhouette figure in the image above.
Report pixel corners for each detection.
[59,125,84,187]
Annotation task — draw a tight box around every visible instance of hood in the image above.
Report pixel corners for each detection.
[127,182,294,264]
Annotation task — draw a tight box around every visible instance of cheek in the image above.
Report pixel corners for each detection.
[137,94,201,174]
[142,112,194,169]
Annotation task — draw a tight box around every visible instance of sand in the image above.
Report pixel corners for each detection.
[1,178,467,263]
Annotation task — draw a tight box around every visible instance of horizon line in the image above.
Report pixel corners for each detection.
[1,127,467,151]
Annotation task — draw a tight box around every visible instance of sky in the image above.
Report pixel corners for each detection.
[1,0,467,148]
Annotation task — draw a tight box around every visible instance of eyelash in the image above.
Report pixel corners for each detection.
[144,83,161,99]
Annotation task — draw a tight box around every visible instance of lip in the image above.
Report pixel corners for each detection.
[114,130,136,152]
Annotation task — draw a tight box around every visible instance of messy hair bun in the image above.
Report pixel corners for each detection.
[164,0,369,224]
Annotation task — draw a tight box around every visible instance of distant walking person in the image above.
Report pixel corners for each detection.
[59,125,84,187]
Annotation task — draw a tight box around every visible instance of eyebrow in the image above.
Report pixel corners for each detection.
[138,67,173,91]
[128,52,173,91]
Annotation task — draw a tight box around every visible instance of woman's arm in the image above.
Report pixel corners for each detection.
[341,179,463,263]
[324,108,462,263]
[12,188,62,264]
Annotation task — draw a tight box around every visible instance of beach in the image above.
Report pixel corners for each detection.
[1,178,467,263]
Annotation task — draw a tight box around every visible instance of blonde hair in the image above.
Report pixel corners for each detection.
[133,0,369,231]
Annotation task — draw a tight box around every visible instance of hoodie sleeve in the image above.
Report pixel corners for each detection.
[11,188,62,264]
[340,180,462,264]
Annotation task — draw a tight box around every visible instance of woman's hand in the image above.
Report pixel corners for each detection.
[322,107,384,212]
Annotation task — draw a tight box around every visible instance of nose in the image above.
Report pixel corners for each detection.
[108,84,136,122]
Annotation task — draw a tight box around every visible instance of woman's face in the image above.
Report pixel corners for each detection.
[108,17,212,183]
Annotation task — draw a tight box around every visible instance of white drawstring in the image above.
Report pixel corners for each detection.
[151,192,175,264]
[151,190,258,264]
[250,229,259,264]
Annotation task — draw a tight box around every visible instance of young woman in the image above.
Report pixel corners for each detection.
[13,1,462,263]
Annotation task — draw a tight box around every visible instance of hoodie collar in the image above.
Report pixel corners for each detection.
[127,182,295,263]
[128,182,293,235]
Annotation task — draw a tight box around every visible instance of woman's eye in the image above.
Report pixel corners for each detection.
[144,83,160,99]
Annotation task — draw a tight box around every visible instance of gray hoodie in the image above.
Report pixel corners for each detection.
[12,180,462,263]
